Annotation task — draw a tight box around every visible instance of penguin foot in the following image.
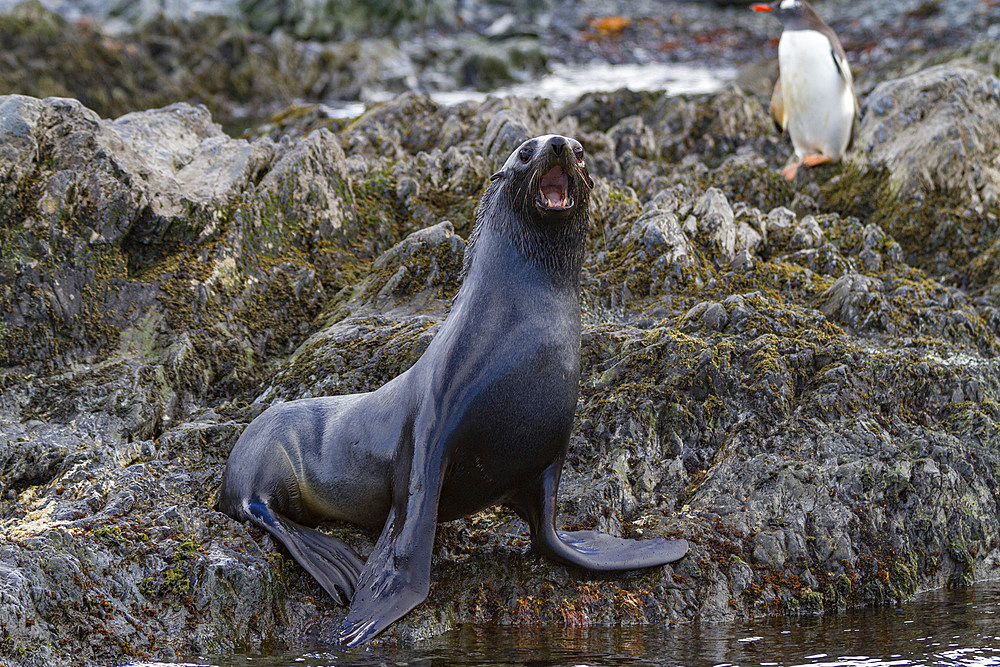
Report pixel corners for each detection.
[782,162,800,180]
[802,154,832,167]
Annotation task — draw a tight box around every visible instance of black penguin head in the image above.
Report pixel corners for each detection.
[751,0,824,30]
[491,134,594,222]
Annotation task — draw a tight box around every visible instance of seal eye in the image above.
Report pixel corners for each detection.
[573,146,584,162]
[518,146,534,163]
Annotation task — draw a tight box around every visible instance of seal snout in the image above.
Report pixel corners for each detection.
[539,165,572,210]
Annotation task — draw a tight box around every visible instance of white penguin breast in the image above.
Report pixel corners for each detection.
[778,30,855,160]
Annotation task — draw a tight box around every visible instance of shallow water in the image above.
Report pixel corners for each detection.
[319,61,737,119]
[147,582,1000,667]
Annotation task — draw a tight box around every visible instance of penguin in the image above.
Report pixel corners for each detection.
[752,0,859,180]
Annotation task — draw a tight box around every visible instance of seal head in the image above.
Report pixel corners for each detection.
[494,134,594,214]
[465,134,594,282]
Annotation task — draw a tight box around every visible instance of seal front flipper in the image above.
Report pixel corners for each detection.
[513,459,688,571]
[245,501,363,605]
[338,420,446,647]
[337,504,435,647]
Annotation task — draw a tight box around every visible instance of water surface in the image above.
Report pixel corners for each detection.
[319,61,737,119]
[151,582,1000,667]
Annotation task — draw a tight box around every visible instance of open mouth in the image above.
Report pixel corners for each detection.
[537,166,573,211]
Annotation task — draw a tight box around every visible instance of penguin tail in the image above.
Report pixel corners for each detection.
[245,501,365,605]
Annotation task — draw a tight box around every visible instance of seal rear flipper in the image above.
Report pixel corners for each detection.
[246,501,363,605]
[553,530,688,570]
[514,458,689,572]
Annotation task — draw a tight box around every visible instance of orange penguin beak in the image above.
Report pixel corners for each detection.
[751,4,773,10]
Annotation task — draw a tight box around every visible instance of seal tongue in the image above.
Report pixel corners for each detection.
[540,166,570,207]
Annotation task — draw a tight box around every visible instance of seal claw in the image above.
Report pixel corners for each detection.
[340,618,379,647]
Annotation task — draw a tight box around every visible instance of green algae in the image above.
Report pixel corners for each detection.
[820,163,1000,283]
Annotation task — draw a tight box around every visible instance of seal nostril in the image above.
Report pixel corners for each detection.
[550,136,566,155]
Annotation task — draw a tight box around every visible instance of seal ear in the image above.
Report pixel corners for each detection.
[489,170,505,182]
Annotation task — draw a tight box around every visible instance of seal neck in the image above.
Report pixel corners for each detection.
[462,178,588,291]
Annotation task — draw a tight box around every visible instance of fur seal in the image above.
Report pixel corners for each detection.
[752,0,859,180]
[217,134,688,646]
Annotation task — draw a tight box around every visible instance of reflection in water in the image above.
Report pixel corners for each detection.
[319,61,737,119]
[150,583,1000,667]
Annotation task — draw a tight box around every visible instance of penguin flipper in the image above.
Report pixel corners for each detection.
[831,46,861,115]
[830,47,860,150]
[770,77,786,133]
[830,47,853,87]
[246,501,364,605]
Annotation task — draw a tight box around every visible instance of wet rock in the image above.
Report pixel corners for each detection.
[693,187,736,263]
[254,126,352,235]
[608,115,658,160]
[765,206,795,235]
[730,247,755,273]
[657,87,778,164]
[789,215,824,250]
[629,209,693,267]
[239,0,457,40]
[818,273,886,329]
[683,301,729,331]
[341,220,466,314]
[355,39,420,97]
[101,102,275,221]
[0,436,69,497]
[0,95,45,195]
[452,36,548,93]
[734,205,765,257]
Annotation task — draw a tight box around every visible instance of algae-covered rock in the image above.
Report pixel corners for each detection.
[2,61,1000,666]
[99,102,274,220]
[856,65,1000,204]
[238,0,457,40]
[0,95,353,390]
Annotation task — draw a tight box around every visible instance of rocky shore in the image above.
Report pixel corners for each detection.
[1,0,998,131]
[2,1,1000,666]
